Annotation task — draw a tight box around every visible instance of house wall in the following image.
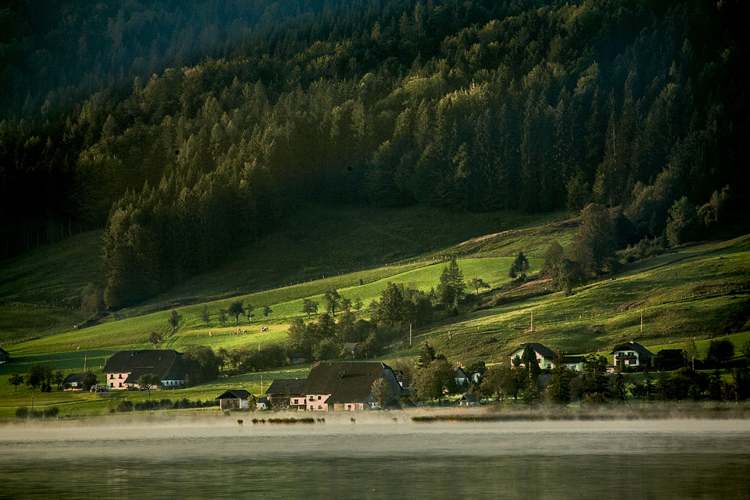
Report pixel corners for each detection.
[290,397,307,409]
[306,394,330,411]
[563,362,584,371]
[162,379,184,388]
[510,349,553,369]
[613,350,640,367]
[333,402,366,411]
[107,372,130,389]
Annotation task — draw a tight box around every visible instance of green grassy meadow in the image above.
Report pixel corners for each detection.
[1,204,749,419]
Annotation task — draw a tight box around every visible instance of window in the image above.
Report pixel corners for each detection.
[293,399,298,405]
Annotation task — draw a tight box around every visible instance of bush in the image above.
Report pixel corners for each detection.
[15,407,29,418]
[43,406,60,418]
[116,400,133,412]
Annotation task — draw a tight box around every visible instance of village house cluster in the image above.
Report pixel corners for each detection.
[54,340,664,409]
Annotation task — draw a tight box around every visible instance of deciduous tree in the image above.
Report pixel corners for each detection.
[201,305,211,325]
[228,301,245,325]
[707,339,734,365]
[301,299,318,318]
[572,203,616,276]
[324,290,341,316]
[149,332,162,347]
[168,310,183,332]
[468,277,490,295]
[263,305,273,319]
[371,377,392,409]
[137,373,162,395]
[8,373,23,393]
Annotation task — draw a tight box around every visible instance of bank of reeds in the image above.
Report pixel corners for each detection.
[412,403,750,423]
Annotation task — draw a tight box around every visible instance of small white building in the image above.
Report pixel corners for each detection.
[509,343,556,369]
[216,390,252,410]
[611,341,654,369]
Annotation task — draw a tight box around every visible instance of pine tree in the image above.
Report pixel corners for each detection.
[436,256,465,305]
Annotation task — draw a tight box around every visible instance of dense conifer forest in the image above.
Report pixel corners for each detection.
[1,0,747,307]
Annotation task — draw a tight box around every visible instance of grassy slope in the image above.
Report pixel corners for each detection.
[1,204,749,418]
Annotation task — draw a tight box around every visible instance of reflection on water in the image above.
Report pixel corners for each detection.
[2,420,750,499]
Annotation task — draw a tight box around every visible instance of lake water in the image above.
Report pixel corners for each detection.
[2,417,749,499]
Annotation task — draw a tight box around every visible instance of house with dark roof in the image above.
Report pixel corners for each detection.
[509,343,556,369]
[611,341,654,370]
[302,362,402,411]
[216,390,253,410]
[562,355,585,372]
[455,367,470,389]
[0,347,10,365]
[102,350,187,390]
[63,373,87,390]
[458,393,480,407]
[266,379,307,410]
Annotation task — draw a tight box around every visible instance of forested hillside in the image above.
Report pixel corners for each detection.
[1,0,747,308]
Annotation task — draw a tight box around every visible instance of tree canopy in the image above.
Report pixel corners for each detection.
[1,0,747,308]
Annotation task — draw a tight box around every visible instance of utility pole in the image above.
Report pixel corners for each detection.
[409,323,412,347]
[260,374,263,396]
[530,310,533,333]
[640,309,643,333]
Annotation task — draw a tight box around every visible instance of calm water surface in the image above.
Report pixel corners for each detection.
[1,418,749,499]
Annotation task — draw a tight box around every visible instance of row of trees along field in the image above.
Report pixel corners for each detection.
[1,0,748,307]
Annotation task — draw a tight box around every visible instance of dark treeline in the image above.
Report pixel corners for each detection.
[1,0,747,307]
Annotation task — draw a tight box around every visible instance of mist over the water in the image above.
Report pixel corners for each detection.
[2,418,750,499]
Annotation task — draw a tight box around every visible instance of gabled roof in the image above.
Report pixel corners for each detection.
[302,362,394,404]
[63,373,87,385]
[562,355,584,364]
[216,390,251,400]
[103,350,186,382]
[459,393,479,403]
[611,341,654,358]
[266,379,306,396]
[455,367,469,379]
[509,343,555,358]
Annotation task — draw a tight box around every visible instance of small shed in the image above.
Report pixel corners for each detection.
[256,396,271,411]
[63,373,87,390]
[291,354,307,365]
[0,347,10,365]
[216,390,252,411]
[458,393,479,407]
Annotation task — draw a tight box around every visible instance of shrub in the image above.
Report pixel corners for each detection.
[15,407,29,418]
[43,406,60,418]
[116,400,133,412]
